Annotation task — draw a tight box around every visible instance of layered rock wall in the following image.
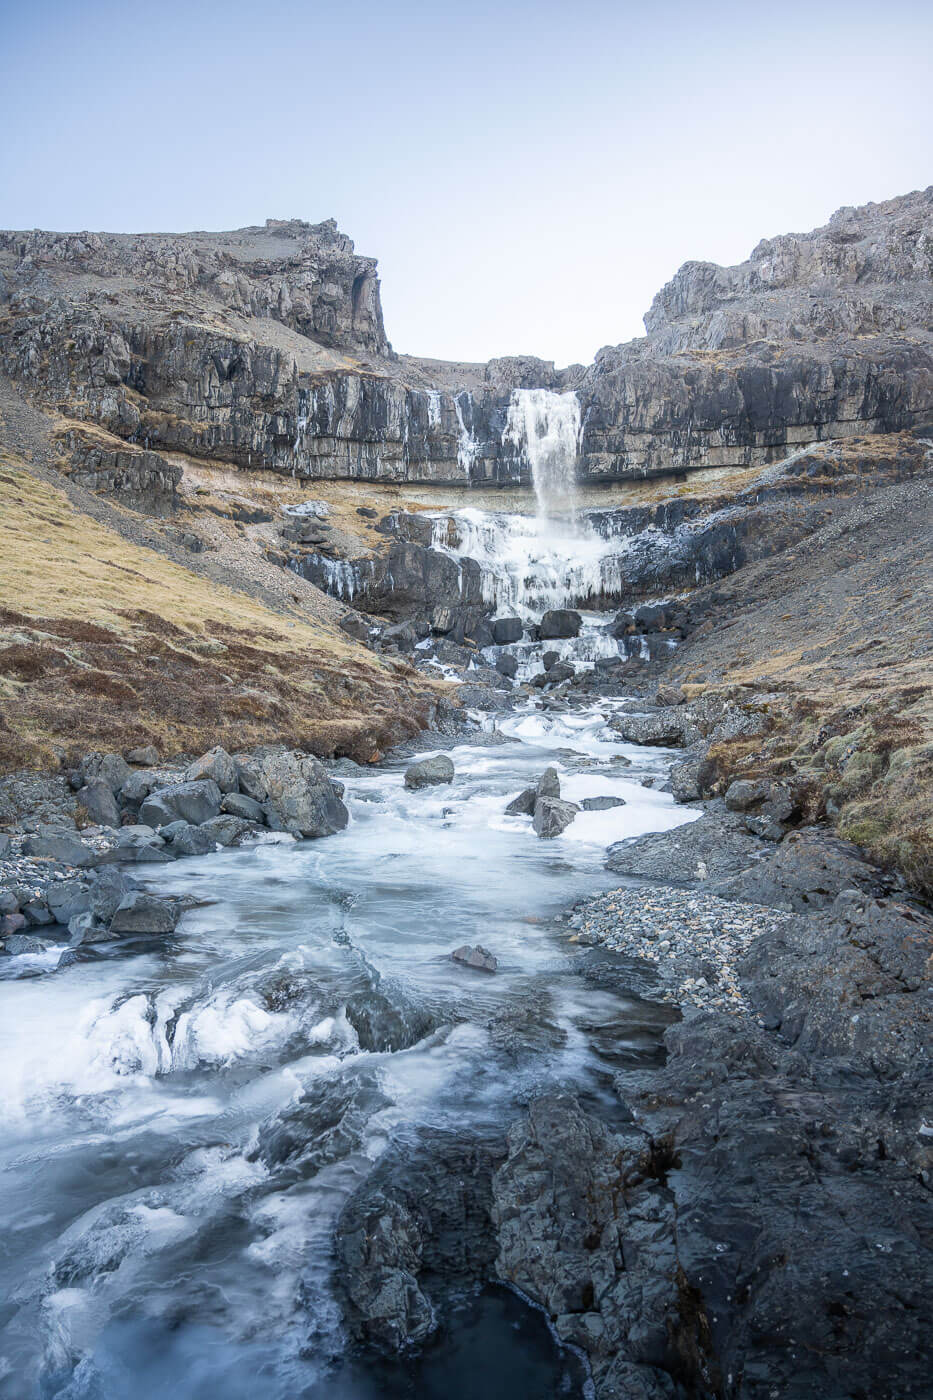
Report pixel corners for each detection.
[1,192,931,487]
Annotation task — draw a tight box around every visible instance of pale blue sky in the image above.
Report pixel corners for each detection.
[2,0,930,365]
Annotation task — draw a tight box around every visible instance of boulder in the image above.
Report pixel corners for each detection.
[139,779,222,828]
[221,792,266,822]
[199,815,255,846]
[259,751,349,837]
[82,752,132,794]
[495,652,518,679]
[76,779,120,828]
[126,745,160,766]
[669,758,702,803]
[169,823,216,856]
[185,746,239,793]
[581,795,626,811]
[542,651,561,670]
[4,932,45,955]
[0,889,18,914]
[45,878,92,925]
[339,613,371,644]
[119,770,160,805]
[655,683,686,706]
[23,899,54,926]
[492,617,523,645]
[609,711,686,747]
[533,796,579,838]
[22,832,95,867]
[109,892,180,936]
[451,944,498,972]
[91,868,138,923]
[1,912,27,938]
[723,778,770,812]
[505,766,561,816]
[545,662,575,684]
[539,609,582,640]
[404,755,455,790]
[97,825,170,864]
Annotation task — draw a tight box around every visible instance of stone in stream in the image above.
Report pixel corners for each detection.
[109,891,180,935]
[581,796,626,811]
[495,652,518,680]
[404,754,455,789]
[256,750,349,837]
[533,796,580,839]
[4,932,46,955]
[542,650,561,670]
[505,765,561,816]
[492,617,523,645]
[539,609,582,640]
[545,661,575,684]
[451,944,498,972]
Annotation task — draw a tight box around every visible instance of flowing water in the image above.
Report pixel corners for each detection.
[0,705,699,1399]
[0,393,699,1398]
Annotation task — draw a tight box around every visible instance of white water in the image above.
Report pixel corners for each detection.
[503,389,581,519]
[0,702,698,1399]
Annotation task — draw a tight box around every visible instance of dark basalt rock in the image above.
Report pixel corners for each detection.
[139,779,223,828]
[492,617,523,645]
[607,803,766,884]
[335,1127,506,1352]
[711,825,888,911]
[539,609,582,640]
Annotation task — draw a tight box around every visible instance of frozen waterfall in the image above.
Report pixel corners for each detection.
[504,388,581,519]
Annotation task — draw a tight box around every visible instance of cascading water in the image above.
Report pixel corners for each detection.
[503,389,581,520]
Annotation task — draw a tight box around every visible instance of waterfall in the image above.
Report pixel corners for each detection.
[503,388,581,519]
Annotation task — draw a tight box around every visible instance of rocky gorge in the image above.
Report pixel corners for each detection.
[0,191,931,1400]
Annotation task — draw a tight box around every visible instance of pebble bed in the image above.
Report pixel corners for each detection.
[564,886,795,1017]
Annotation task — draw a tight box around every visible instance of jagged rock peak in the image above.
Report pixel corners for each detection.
[640,186,933,353]
[0,217,389,356]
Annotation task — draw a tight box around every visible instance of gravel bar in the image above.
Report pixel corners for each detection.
[564,885,795,1017]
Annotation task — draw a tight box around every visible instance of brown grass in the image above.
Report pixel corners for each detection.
[0,455,441,771]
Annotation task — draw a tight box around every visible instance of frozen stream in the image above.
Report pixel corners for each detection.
[0,711,698,1399]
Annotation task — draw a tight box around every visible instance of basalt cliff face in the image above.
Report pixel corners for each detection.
[1,190,931,488]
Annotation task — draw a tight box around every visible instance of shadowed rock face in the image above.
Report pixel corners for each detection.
[1,191,930,488]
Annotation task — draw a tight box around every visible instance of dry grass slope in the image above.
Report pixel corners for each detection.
[0,454,439,769]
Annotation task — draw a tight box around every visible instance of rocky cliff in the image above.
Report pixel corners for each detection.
[0,191,931,490]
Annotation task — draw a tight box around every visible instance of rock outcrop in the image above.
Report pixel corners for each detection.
[1,190,930,490]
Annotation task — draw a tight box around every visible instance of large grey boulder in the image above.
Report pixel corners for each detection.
[139,779,222,828]
[492,617,523,645]
[403,754,455,790]
[45,878,93,926]
[22,832,95,867]
[609,710,687,747]
[119,770,160,806]
[505,765,561,815]
[76,779,120,828]
[259,751,349,838]
[712,827,885,911]
[169,823,216,857]
[199,815,255,846]
[532,796,579,838]
[539,609,582,640]
[82,752,132,795]
[109,892,180,935]
[221,792,266,822]
[185,746,239,793]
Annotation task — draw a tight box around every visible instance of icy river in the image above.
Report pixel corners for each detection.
[0,699,698,1399]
